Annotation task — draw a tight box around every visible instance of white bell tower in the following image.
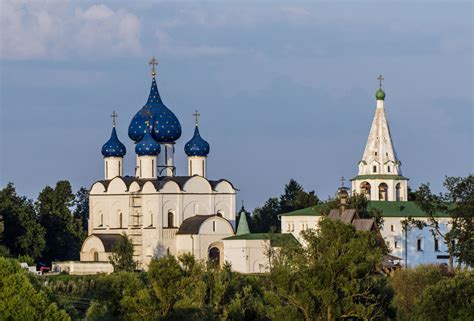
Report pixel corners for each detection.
[351,75,408,201]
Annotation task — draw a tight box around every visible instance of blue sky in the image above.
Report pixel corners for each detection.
[1,1,472,210]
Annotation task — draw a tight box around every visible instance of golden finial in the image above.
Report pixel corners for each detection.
[193,110,200,126]
[111,110,118,127]
[149,56,158,77]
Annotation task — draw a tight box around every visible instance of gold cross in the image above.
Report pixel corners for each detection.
[193,110,200,126]
[111,110,118,127]
[377,74,384,88]
[149,57,158,77]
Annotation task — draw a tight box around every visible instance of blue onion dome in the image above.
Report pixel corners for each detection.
[184,125,210,157]
[135,127,161,156]
[128,76,182,143]
[101,127,126,157]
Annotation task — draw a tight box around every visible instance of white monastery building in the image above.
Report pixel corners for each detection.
[64,62,454,274]
[281,77,453,268]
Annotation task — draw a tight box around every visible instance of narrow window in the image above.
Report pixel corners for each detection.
[417,239,422,251]
[213,221,216,232]
[168,211,174,228]
[119,212,123,228]
[287,223,291,232]
[202,160,205,176]
[100,214,103,227]
[387,166,391,173]
[106,161,108,178]
[434,239,439,251]
[150,213,153,227]
[391,225,394,232]
[394,241,398,248]
[373,165,377,173]
[386,241,390,248]
[386,152,388,156]
[152,159,154,177]
[190,160,193,176]
[165,146,168,162]
[94,252,99,262]
[118,161,121,176]
[139,160,142,177]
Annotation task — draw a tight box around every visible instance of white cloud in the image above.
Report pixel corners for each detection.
[0,1,142,60]
[155,29,239,57]
[279,6,311,17]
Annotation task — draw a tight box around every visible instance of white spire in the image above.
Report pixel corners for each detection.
[352,78,408,202]
[358,81,401,176]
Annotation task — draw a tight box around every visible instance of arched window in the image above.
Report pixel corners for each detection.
[150,212,153,227]
[360,182,371,197]
[119,212,123,228]
[209,247,220,266]
[373,165,377,173]
[93,252,99,262]
[99,213,104,227]
[396,183,401,201]
[378,183,388,201]
[168,211,174,228]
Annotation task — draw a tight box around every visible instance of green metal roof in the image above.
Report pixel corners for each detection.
[351,174,408,181]
[236,211,250,235]
[223,233,298,246]
[368,201,449,217]
[280,201,449,218]
[279,204,324,217]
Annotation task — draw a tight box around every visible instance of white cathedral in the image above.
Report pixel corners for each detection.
[62,60,453,275]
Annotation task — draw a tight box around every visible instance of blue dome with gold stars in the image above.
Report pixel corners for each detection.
[128,76,182,143]
[135,127,161,156]
[101,127,126,157]
[184,125,210,157]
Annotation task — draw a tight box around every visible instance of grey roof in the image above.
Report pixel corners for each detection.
[176,215,216,235]
[93,234,122,252]
[92,176,237,193]
[352,219,375,231]
[328,209,357,224]
[328,209,375,232]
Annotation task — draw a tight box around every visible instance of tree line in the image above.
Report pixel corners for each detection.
[0,181,88,264]
[1,217,472,320]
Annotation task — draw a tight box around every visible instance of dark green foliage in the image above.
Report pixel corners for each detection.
[73,187,89,233]
[0,257,70,320]
[414,175,474,271]
[390,265,474,321]
[252,179,320,232]
[268,218,393,321]
[0,183,45,259]
[415,271,474,321]
[390,265,444,320]
[37,181,86,262]
[109,234,137,272]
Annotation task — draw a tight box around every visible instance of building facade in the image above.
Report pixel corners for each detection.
[80,59,238,270]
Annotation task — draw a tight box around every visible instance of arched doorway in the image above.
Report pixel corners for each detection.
[379,183,388,201]
[208,247,220,266]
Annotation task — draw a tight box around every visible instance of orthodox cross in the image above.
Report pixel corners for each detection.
[377,74,384,88]
[111,110,118,127]
[149,57,158,77]
[193,110,200,126]
[340,176,346,188]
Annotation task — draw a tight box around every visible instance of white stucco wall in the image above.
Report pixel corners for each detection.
[280,215,323,243]
[380,217,453,267]
[223,239,271,273]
